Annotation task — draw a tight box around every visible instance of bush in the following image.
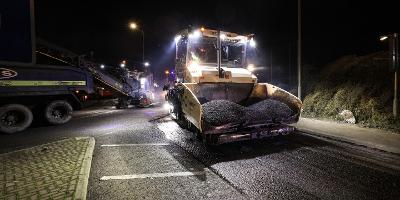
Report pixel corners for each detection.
[302,51,400,132]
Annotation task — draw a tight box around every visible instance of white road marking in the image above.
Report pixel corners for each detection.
[101,143,170,147]
[100,171,206,180]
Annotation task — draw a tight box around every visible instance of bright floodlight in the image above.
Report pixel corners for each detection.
[189,29,201,39]
[247,64,255,72]
[100,64,105,69]
[174,35,182,43]
[193,30,201,37]
[189,61,199,69]
[249,38,256,48]
[129,22,137,29]
[220,34,227,40]
[380,36,388,41]
[239,37,248,44]
[144,62,150,67]
[120,63,125,68]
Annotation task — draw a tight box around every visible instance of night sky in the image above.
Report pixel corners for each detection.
[34,0,398,86]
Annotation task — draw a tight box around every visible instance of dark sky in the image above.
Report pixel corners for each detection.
[34,0,398,85]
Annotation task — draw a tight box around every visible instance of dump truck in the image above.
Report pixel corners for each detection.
[166,28,302,144]
[0,1,135,133]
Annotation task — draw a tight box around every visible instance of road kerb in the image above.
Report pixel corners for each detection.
[296,128,400,155]
[74,137,95,200]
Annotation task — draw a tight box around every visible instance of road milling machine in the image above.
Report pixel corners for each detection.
[166,28,302,144]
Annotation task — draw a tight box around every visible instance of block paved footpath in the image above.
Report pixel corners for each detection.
[0,137,95,200]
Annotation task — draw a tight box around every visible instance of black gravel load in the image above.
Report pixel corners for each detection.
[202,100,246,126]
[245,99,293,123]
[202,99,293,127]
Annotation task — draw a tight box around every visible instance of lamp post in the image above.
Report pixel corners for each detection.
[297,0,302,100]
[380,33,399,118]
[129,22,145,64]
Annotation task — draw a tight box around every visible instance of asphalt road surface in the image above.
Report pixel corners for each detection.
[1,104,400,199]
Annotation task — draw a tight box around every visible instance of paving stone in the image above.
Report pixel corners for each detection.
[0,138,94,200]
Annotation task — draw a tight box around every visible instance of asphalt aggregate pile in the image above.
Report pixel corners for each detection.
[202,100,246,126]
[202,99,293,126]
[245,99,293,122]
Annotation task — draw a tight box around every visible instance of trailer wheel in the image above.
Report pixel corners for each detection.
[0,104,33,134]
[44,100,73,125]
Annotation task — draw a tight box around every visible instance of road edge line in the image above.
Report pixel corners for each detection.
[74,137,95,200]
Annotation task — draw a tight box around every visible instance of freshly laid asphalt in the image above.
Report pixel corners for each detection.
[1,104,399,199]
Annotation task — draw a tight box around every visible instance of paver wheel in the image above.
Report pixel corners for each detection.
[0,104,33,134]
[44,100,73,125]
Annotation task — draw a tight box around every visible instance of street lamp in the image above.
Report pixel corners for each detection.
[129,23,137,30]
[297,0,302,100]
[129,22,145,63]
[380,36,388,41]
[144,62,150,67]
[380,33,399,118]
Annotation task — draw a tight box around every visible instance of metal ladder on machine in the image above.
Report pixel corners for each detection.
[35,38,132,97]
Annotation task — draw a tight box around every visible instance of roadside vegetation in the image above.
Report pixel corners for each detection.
[302,52,400,132]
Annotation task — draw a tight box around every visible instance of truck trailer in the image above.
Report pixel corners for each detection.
[0,1,134,133]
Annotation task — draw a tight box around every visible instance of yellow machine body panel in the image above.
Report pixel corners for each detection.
[248,83,302,115]
[185,66,257,84]
[181,83,203,131]
[180,81,302,133]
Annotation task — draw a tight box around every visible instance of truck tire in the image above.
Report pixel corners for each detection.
[44,100,73,125]
[116,96,129,109]
[0,104,33,134]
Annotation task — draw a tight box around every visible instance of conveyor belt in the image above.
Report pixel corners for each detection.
[36,38,130,96]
